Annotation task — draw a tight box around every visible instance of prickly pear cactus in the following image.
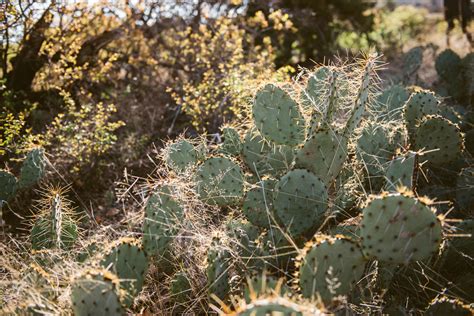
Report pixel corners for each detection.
[360,191,442,264]
[18,148,46,189]
[71,269,124,316]
[220,126,242,156]
[231,296,324,316]
[402,46,423,77]
[384,151,417,191]
[243,274,288,303]
[0,170,17,202]
[253,84,305,146]
[376,85,409,121]
[170,271,192,305]
[456,167,474,211]
[30,193,78,250]
[295,129,347,185]
[143,185,183,256]
[414,115,464,165]
[403,90,439,134]
[165,139,199,172]
[297,235,366,302]
[243,178,277,229]
[435,49,462,81]
[100,238,148,307]
[226,219,263,270]
[206,236,231,301]
[301,66,331,112]
[195,157,244,206]
[273,169,328,236]
[355,122,392,190]
[343,57,376,139]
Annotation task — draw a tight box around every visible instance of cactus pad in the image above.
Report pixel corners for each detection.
[71,269,124,316]
[18,148,46,188]
[384,151,417,191]
[143,185,183,256]
[253,84,305,146]
[206,237,231,301]
[435,49,462,81]
[195,157,244,206]
[402,46,423,77]
[243,178,277,228]
[456,167,474,211]
[298,235,366,302]
[360,192,442,264]
[100,238,148,307]
[295,128,347,185]
[414,115,464,165]
[165,139,199,172]
[403,90,439,134]
[220,126,242,156]
[273,169,328,236]
[376,85,409,121]
[0,170,17,202]
[170,271,192,304]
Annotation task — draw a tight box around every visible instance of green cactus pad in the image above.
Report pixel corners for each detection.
[356,123,392,189]
[265,145,295,177]
[100,238,148,307]
[261,227,295,271]
[301,66,331,111]
[242,129,272,175]
[165,139,199,172]
[298,235,366,302]
[403,90,439,134]
[376,85,409,121]
[142,185,183,256]
[414,115,464,165]
[384,151,417,191]
[253,84,305,146]
[195,157,244,206]
[18,148,46,189]
[402,46,423,77]
[30,193,78,250]
[206,237,231,301]
[170,271,192,304]
[295,128,347,185]
[273,169,328,236]
[456,167,474,211]
[243,274,288,303]
[226,219,263,270]
[71,269,124,316]
[243,178,277,229]
[0,170,17,202]
[360,192,442,264]
[343,58,375,139]
[220,126,242,156]
[435,49,462,81]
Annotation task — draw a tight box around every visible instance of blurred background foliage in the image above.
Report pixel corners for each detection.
[0,0,430,200]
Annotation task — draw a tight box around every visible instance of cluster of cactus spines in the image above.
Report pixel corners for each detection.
[220,126,243,156]
[18,148,46,189]
[296,235,366,302]
[30,190,78,250]
[414,115,464,165]
[359,190,442,264]
[253,84,306,146]
[0,170,17,203]
[71,269,124,316]
[455,167,473,211]
[243,178,277,229]
[227,294,325,315]
[243,273,287,303]
[273,169,328,237]
[100,238,148,307]
[165,139,199,172]
[384,151,417,191]
[403,90,439,135]
[195,156,244,206]
[142,185,183,256]
[206,235,231,301]
[425,296,473,316]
